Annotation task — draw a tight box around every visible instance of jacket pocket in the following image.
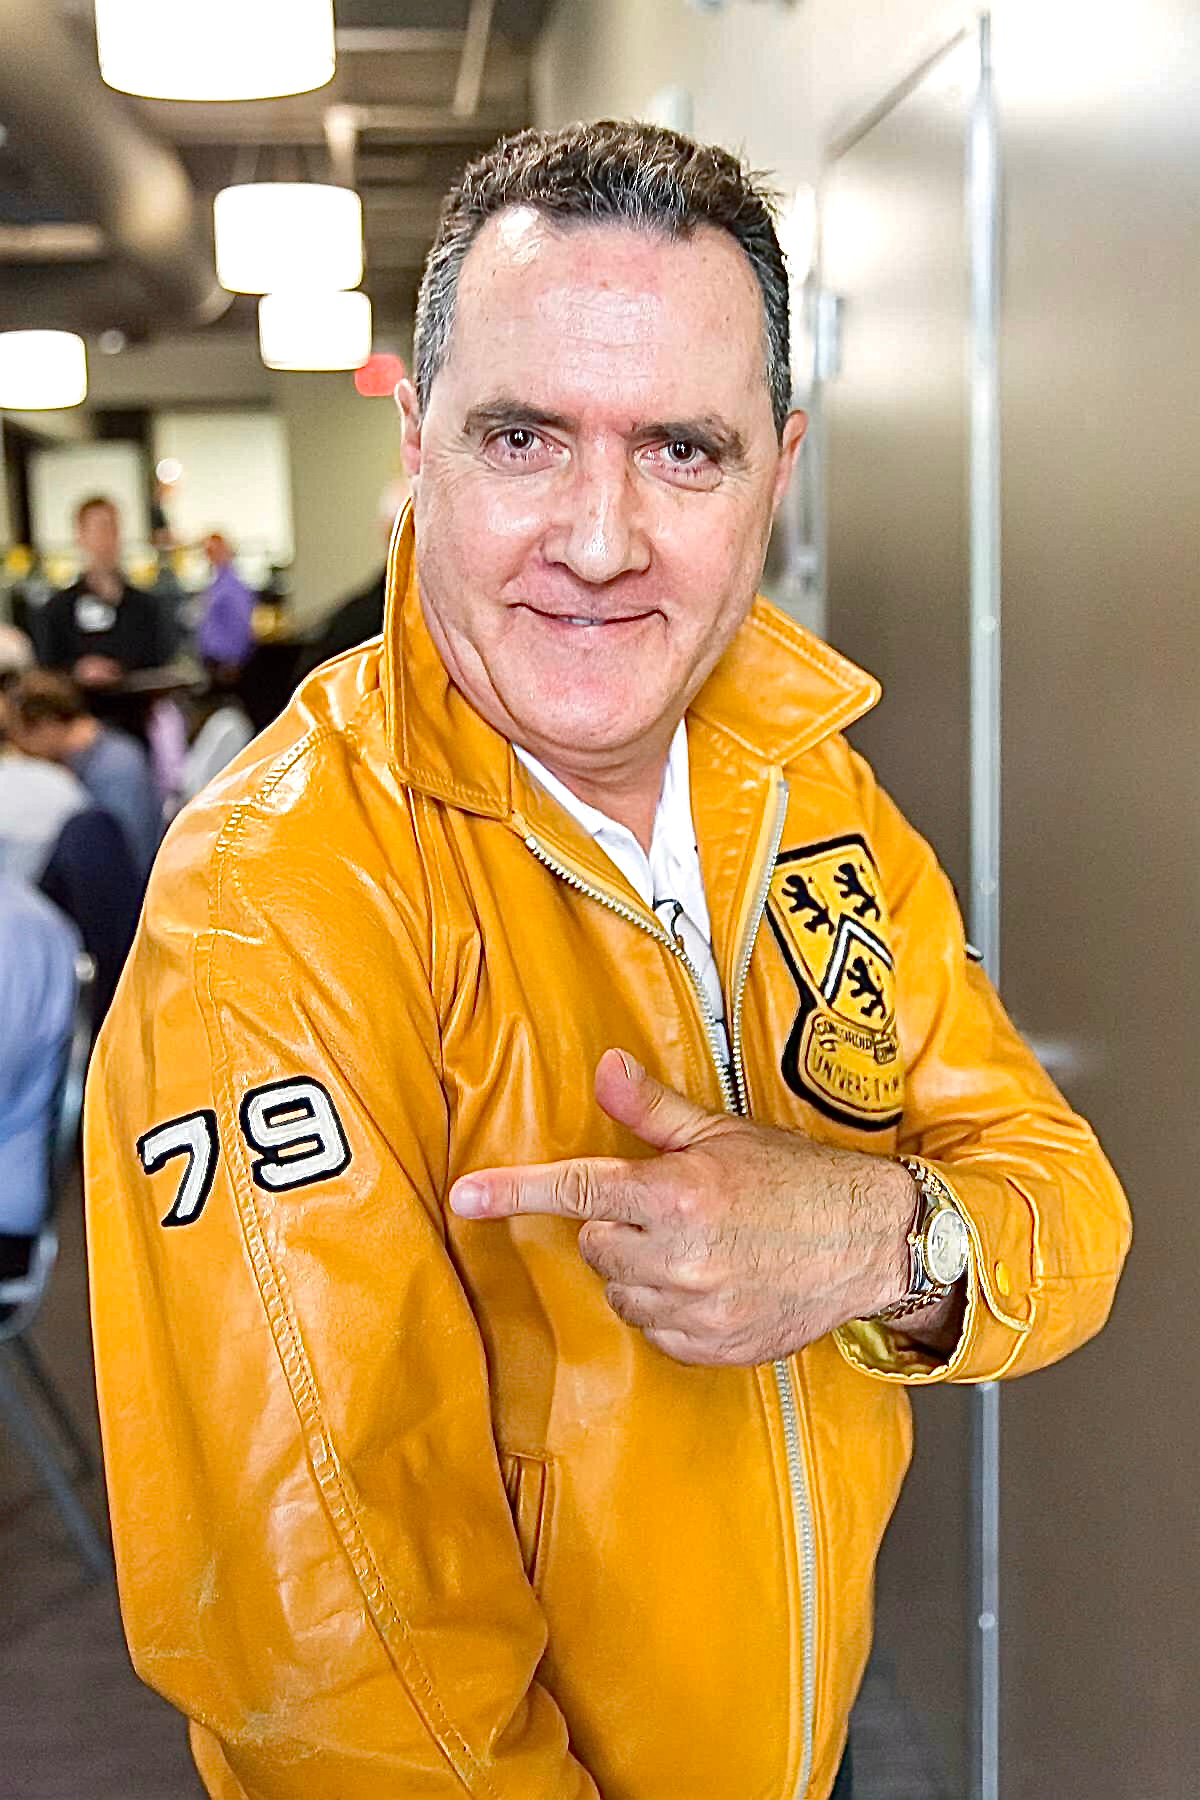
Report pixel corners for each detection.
[500,1450,553,1591]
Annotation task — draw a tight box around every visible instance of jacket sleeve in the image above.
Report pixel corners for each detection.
[832,749,1131,1387]
[84,792,598,1799]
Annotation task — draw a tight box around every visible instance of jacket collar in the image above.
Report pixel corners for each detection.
[382,503,880,816]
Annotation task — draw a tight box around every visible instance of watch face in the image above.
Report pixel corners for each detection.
[926,1207,970,1285]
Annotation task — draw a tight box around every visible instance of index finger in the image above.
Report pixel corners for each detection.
[449,1155,651,1225]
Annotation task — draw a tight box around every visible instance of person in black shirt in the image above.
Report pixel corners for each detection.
[41,494,176,690]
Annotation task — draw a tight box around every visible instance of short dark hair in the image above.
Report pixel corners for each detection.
[415,120,792,437]
[11,669,88,727]
[75,493,118,529]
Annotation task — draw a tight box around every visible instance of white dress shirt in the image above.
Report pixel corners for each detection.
[514,722,730,1071]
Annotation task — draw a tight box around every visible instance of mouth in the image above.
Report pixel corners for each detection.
[516,603,657,630]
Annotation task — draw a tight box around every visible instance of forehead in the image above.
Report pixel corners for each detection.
[445,208,771,417]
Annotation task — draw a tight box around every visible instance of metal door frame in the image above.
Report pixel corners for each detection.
[817,16,1002,1800]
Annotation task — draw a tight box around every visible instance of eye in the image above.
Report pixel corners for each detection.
[642,436,721,488]
[481,425,558,470]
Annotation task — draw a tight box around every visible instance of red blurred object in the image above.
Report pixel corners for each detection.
[354,353,407,397]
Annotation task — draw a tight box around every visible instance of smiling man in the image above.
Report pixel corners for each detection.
[86,124,1129,1800]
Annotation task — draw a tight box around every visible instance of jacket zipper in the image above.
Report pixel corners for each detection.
[726,777,821,1800]
[520,832,737,1112]
[522,776,821,1800]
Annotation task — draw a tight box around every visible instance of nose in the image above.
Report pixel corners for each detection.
[544,447,651,584]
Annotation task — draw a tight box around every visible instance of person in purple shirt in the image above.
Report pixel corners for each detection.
[197,532,257,675]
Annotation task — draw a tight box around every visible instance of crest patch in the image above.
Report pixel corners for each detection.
[766,834,903,1131]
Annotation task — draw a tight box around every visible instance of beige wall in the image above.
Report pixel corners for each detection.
[535,0,963,183]
[536,0,814,187]
[269,369,405,630]
[83,331,271,409]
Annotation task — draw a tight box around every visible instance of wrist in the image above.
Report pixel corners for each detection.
[870,1156,922,1314]
[870,1155,972,1328]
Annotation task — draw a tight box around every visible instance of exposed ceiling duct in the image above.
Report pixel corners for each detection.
[0,0,228,335]
[0,0,553,341]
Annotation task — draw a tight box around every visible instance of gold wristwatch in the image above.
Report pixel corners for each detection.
[873,1156,970,1324]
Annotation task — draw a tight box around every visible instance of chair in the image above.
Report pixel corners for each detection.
[0,951,113,1581]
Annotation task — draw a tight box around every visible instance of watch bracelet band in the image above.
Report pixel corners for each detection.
[870,1155,961,1325]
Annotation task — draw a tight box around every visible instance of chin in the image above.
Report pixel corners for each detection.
[511,689,662,760]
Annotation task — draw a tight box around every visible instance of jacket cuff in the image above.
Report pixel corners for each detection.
[833,1161,1036,1385]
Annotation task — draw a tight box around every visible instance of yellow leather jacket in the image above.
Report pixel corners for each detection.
[85,512,1130,1800]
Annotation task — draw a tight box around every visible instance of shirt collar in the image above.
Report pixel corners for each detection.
[382,503,881,816]
[512,719,687,848]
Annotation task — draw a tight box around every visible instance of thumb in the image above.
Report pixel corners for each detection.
[594,1048,722,1152]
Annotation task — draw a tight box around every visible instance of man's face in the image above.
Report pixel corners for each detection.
[398,211,805,781]
[77,502,121,570]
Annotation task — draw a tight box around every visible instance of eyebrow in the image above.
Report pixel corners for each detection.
[461,399,748,467]
[639,418,748,467]
[462,401,575,438]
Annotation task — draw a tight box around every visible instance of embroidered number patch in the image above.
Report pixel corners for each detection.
[140,1079,351,1223]
[766,834,903,1132]
[137,1110,220,1228]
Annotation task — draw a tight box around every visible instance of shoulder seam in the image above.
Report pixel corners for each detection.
[207,725,338,930]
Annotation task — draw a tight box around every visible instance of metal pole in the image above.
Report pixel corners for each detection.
[966,15,1002,1800]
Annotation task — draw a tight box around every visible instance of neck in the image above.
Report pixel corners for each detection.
[86,564,121,599]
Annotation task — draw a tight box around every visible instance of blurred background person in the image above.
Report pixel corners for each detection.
[0,630,89,884]
[197,530,256,681]
[175,686,255,810]
[37,805,140,1024]
[0,875,80,1295]
[1,660,144,1018]
[41,494,177,695]
[7,670,162,884]
[0,621,33,687]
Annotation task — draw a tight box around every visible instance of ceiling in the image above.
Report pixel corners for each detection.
[0,0,556,340]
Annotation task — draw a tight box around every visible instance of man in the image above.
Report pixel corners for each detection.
[196,531,256,678]
[0,875,80,1295]
[42,493,175,693]
[85,124,1129,1800]
[9,670,161,881]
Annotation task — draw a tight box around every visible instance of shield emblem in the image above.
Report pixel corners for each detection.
[766,833,903,1131]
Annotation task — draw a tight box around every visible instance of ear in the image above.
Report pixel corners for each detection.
[394,379,424,480]
[771,409,808,513]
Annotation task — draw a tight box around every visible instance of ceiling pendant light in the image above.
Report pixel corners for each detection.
[258,291,373,372]
[214,183,364,296]
[0,331,88,410]
[95,0,336,103]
